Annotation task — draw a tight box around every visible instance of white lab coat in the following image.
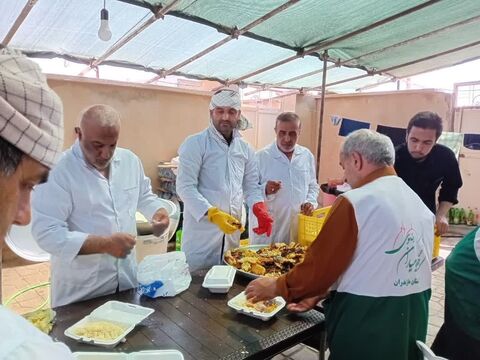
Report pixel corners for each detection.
[249,143,319,244]
[176,125,264,272]
[32,141,165,307]
[0,305,73,359]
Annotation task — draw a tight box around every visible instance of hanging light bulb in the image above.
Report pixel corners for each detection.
[98,0,112,41]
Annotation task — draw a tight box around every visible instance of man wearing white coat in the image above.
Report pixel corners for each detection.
[177,88,273,272]
[32,104,170,307]
[249,112,319,244]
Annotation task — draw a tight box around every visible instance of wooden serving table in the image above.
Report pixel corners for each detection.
[51,272,325,360]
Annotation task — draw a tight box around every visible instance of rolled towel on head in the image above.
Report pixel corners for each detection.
[210,87,251,131]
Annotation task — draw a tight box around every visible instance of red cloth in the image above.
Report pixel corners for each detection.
[252,202,273,237]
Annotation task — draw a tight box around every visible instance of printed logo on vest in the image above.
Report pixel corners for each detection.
[385,226,428,288]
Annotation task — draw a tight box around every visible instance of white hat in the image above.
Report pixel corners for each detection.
[209,88,251,131]
[0,48,63,168]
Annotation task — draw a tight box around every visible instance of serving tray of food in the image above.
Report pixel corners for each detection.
[224,242,307,279]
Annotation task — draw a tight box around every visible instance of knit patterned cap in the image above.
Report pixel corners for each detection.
[0,48,64,168]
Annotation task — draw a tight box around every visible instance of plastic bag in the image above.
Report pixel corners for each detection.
[137,252,192,298]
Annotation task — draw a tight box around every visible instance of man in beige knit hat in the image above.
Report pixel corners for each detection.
[0,49,73,358]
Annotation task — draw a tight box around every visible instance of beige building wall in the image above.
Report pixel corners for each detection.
[295,94,320,156]
[242,95,297,150]
[48,77,297,189]
[47,76,212,189]
[298,90,478,212]
[313,90,452,184]
[46,77,476,212]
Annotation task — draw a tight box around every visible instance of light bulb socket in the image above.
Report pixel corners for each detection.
[100,8,109,20]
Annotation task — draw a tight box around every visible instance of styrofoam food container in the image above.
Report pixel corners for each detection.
[65,301,154,348]
[73,354,125,360]
[227,291,285,321]
[202,265,236,293]
[73,350,184,359]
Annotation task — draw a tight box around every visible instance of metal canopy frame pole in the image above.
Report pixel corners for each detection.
[262,13,480,91]
[356,53,480,92]
[341,14,480,67]
[315,50,329,180]
[78,0,180,76]
[226,0,441,84]
[308,39,480,91]
[146,0,299,84]
[1,0,39,46]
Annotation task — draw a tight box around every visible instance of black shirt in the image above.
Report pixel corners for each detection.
[394,143,463,214]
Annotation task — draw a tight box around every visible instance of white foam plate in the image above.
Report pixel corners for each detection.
[6,223,50,262]
[202,265,236,293]
[227,291,286,321]
[73,350,184,359]
[73,353,126,359]
[65,301,154,348]
[136,199,177,222]
[136,198,180,240]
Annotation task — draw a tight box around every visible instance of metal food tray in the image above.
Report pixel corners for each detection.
[224,244,270,279]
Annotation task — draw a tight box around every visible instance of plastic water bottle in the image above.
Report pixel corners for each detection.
[467,209,475,226]
[175,230,182,251]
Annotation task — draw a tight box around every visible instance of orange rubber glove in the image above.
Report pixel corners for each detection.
[207,207,244,235]
[252,202,273,237]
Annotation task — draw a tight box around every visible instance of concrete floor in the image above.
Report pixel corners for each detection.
[1,232,467,358]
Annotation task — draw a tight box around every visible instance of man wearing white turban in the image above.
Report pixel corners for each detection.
[176,88,273,271]
[0,49,73,358]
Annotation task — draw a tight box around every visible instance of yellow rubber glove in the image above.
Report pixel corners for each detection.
[207,207,244,235]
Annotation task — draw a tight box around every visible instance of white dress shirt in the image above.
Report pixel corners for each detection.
[32,141,165,307]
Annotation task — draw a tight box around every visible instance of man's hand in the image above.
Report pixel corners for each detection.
[151,208,170,237]
[208,207,244,234]
[286,296,323,313]
[104,232,136,258]
[435,214,449,236]
[245,277,277,302]
[265,180,282,196]
[436,201,453,236]
[300,202,315,216]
